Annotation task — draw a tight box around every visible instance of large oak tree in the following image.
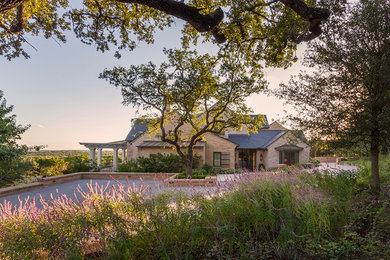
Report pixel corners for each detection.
[275,0,390,193]
[0,0,333,65]
[100,48,266,177]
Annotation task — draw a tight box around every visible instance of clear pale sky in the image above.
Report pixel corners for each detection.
[0,20,305,150]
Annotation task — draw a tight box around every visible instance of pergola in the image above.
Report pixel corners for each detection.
[79,141,127,171]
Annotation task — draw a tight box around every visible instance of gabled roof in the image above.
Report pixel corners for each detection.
[275,144,304,151]
[125,114,269,142]
[227,130,285,149]
[125,123,148,141]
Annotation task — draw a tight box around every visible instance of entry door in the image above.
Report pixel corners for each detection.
[238,150,256,170]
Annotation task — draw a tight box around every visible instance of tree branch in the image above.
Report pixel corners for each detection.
[116,0,226,43]
[279,0,330,43]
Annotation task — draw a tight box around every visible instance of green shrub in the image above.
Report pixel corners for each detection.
[308,158,321,167]
[63,155,90,173]
[117,153,202,173]
[33,157,68,177]
[2,168,388,259]
[218,168,245,174]
[177,168,217,179]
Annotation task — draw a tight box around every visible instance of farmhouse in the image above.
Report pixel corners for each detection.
[125,117,310,171]
[81,114,310,171]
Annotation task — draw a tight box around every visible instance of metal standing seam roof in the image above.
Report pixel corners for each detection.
[227,130,285,149]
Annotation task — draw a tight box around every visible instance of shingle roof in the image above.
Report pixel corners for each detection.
[125,123,148,141]
[227,130,285,149]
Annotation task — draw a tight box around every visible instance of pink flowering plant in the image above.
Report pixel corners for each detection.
[0,169,357,259]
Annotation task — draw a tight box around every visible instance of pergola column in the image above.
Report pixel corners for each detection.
[89,148,96,169]
[97,148,102,168]
[121,149,126,163]
[113,148,119,171]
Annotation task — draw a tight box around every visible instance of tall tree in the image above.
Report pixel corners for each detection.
[0,90,30,187]
[100,48,266,177]
[0,0,333,63]
[275,0,390,193]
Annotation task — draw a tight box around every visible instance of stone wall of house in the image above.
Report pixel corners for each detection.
[264,132,311,170]
[127,133,204,166]
[127,132,160,161]
[256,149,266,169]
[203,133,237,169]
[137,147,204,166]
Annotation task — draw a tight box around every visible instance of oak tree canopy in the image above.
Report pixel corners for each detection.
[0,0,331,65]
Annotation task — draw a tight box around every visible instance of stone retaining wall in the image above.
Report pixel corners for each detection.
[164,174,217,187]
[315,157,339,163]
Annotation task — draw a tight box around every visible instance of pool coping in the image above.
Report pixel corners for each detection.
[0,172,177,198]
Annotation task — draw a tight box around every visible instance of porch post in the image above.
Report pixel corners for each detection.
[121,148,126,163]
[113,148,119,171]
[97,148,102,168]
[89,148,96,169]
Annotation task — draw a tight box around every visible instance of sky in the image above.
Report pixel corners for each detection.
[0,18,305,150]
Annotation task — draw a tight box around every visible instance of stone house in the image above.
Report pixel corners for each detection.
[125,116,310,170]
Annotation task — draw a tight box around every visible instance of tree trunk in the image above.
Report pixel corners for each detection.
[185,161,193,178]
[370,140,380,193]
[185,148,194,178]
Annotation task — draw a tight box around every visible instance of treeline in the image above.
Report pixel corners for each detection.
[25,150,114,159]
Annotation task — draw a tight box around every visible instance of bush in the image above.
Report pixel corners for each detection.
[33,157,69,177]
[0,171,337,259]
[63,155,90,173]
[117,153,202,173]
[308,158,321,167]
[177,168,217,179]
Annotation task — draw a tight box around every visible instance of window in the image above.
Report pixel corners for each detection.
[279,151,299,165]
[213,152,221,167]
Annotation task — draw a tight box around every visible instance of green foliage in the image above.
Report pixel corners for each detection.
[304,187,390,259]
[33,157,68,177]
[101,48,267,177]
[355,154,390,186]
[117,153,202,173]
[1,167,389,258]
[177,167,216,179]
[275,0,390,192]
[25,150,114,159]
[31,155,93,176]
[308,158,320,167]
[63,155,90,173]
[0,170,336,259]
[0,0,333,68]
[0,90,30,187]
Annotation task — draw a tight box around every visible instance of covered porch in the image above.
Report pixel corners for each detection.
[79,141,127,171]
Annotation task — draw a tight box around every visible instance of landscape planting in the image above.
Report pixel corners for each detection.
[0,165,388,259]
